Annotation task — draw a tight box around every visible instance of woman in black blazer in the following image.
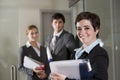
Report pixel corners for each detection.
[50,12,109,80]
[18,25,50,80]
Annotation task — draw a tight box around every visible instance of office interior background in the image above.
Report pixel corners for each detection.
[0,0,119,80]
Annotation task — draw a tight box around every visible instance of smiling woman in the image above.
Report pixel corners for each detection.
[50,12,109,80]
[18,25,50,80]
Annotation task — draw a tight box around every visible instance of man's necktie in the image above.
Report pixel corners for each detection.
[51,35,57,51]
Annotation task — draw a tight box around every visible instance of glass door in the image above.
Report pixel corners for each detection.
[0,0,20,80]
[113,0,120,80]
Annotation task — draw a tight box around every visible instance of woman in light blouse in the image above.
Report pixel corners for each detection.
[50,12,109,80]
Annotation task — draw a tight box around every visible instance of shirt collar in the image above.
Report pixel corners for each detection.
[53,29,63,37]
[75,39,104,54]
[84,39,104,53]
[26,41,40,48]
[74,39,104,59]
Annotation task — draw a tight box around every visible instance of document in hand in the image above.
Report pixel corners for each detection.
[23,56,41,69]
[50,59,90,80]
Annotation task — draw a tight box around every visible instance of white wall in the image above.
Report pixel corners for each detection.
[52,0,69,10]
[19,0,70,46]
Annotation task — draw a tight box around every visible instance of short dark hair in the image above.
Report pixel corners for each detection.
[51,13,65,23]
[75,12,100,38]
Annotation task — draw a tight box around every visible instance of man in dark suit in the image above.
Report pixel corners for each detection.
[46,13,76,61]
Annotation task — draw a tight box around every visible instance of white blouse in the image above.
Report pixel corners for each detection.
[26,41,41,57]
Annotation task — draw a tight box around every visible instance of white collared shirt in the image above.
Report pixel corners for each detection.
[26,41,41,57]
[53,29,63,37]
[75,39,104,60]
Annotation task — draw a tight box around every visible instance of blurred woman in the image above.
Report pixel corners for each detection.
[18,25,50,80]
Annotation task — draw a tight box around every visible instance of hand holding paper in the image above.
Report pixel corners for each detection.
[33,66,47,79]
[50,72,67,80]
[49,59,92,80]
[23,56,41,69]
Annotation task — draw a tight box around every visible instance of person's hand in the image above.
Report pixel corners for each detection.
[33,66,47,79]
[50,72,67,80]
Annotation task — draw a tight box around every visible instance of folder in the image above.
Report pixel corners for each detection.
[50,59,92,80]
[23,56,41,69]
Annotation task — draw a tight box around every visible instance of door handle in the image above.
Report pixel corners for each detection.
[10,65,17,80]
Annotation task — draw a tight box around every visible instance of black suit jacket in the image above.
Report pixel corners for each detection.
[46,30,76,61]
[66,44,109,80]
[77,44,109,80]
[18,45,50,80]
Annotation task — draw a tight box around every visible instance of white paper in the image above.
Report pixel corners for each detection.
[23,56,41,69]
[46,46,53,62]
[50,59,89,80]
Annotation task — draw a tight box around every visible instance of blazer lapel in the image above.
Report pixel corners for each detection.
[54,31,65,54]
[27,46,39,59]
[79,51,88,59]
[48,35,53,51]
